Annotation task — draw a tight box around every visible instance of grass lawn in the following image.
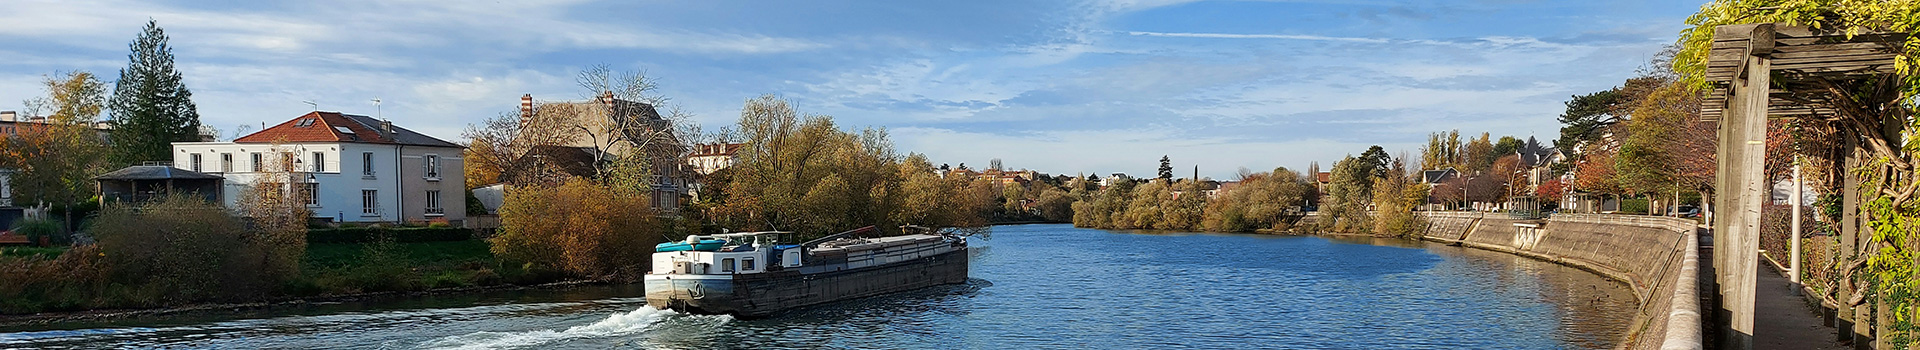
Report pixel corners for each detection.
[0,246,68,260]
[303,240,494,271]
[297,240,558,294]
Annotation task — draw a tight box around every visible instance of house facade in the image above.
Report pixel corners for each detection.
[687,142,743,175]
[172,111,466,224]
[518,93,689,213]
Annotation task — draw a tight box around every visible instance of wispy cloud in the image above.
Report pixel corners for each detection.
[1125,31,1390,43]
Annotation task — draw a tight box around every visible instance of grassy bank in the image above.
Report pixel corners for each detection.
[291,240,566,296]
[0,238,569,315]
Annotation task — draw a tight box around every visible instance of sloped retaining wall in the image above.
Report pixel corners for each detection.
[1419,212,1701,350]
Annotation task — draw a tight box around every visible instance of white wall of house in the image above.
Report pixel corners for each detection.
[173,142,404,223]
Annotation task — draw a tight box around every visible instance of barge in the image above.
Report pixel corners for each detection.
[643,226,970,317]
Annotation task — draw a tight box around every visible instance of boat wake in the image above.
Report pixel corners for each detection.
[413,306,730,350]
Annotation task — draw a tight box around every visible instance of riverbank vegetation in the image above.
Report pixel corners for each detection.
[1070,161,1318,233]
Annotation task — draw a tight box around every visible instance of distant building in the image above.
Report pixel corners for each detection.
[687,142,744,175]
[171,111,467,225]
[518,93,689,213]
[1101,173,1130,188]
[1419,168,1460,184]
[981,169,1036,187]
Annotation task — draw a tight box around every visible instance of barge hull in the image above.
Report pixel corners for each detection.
[645,248,968,317]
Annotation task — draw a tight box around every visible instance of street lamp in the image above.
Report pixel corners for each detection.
[1461,176,1473,211]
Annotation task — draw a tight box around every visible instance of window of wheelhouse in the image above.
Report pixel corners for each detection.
[743,258,756,272]
[721,258,736,273]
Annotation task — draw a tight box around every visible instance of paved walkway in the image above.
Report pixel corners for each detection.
[1754,259,1847,350]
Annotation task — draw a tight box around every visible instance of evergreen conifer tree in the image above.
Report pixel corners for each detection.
[1157,155,1173,180]
[107,20,201,166]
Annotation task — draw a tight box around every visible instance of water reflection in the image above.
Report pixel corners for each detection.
[0,224,1636,350]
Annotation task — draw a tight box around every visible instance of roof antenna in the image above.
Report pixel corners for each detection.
[371,97,383,120]
[302,100,317,111]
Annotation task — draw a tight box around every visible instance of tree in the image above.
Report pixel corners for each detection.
[1491,136,1524,160]
[1358,145,1391,178]
[722,95,986,237]
[1371,154,1428,238]
[1460,133,1495,173]
[1420,130,1462,170]
[1553,89,1625,155]
[107,20,201,166]
[1157,155,1173,180]
[567,65,700,181]
[1034,187,1075,222]
[4,72,109,209]
[233,144,310,285]
[494,178,661,280]
[1324,155,1377,232]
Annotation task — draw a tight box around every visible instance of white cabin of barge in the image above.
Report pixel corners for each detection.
[651,231,799,276]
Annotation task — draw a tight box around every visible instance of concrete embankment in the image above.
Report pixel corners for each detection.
[1418,212,1701,350]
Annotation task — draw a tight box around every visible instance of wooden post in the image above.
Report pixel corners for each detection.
[1712,22,1773,350]
[1840,137,1860,343]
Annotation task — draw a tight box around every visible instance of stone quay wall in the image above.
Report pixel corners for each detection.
[1417,211,1702,350]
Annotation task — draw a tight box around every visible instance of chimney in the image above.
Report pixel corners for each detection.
[519,94,534,125]
[600,90,615,106]
[380,119,394,139]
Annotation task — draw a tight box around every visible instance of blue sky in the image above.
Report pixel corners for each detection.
[0,0,1701,179]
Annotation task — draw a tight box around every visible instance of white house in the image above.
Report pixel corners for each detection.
[172,111,466,224]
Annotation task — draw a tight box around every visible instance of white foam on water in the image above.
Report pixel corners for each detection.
[413,306,724,350]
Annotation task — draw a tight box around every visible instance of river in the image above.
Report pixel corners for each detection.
[0,224,1637,349]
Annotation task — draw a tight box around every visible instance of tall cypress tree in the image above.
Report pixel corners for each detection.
[107,20,201,166]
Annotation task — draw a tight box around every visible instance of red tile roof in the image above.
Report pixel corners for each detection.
[232,111,460,148]
[235,111,390,144]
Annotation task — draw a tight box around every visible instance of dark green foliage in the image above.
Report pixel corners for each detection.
[1157,155,1173,180]
[90,196,299,304]
[306,227,474,244]
[1554,89,1624,156]
[106,20,201,165]
[11,218,63,246]
[1491,136,1524,159]
[465,189,489,215]
[1358,146,1390,178]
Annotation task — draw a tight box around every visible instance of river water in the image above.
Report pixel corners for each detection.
[0,224,1637,349]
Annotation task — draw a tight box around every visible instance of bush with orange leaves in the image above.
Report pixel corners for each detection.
[492,177,662,281]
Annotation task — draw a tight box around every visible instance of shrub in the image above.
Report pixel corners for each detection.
[11,218,63,246]
[494,178,662,281]
[89,195,302,303]
[0,245,111,313]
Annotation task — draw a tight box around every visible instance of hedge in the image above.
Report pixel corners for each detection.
[307,227,474,244]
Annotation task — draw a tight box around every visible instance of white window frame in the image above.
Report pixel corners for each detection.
[312,151,326,173]
[251,153,263,172]
[425,189,444,216]
[220,153,232,173]
[189,153,202,172]
[424,154,441,180]
[361,189,379,216]
[362,152,376,177]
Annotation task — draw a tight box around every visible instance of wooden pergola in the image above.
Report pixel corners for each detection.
[1703,23,1906,349]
